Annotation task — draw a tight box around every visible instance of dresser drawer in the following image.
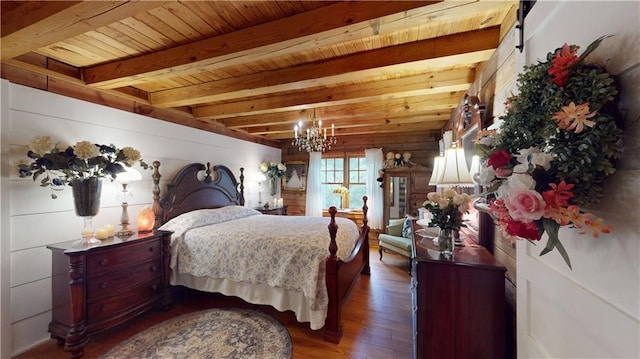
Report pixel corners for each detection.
[87,259,162,300]
[87,278,162,323]
[86,240,160,277]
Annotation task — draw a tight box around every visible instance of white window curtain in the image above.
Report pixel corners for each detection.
[365,148,384,230]
[305,151,323,217]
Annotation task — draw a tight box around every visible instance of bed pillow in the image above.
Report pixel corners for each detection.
[402,215,416,238]
[159,206,260,239]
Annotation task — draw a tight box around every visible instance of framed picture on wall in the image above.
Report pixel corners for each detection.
[282,161,307,191]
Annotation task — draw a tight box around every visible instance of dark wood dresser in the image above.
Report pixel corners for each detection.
[411,221,506,359]
[47,230,172,358]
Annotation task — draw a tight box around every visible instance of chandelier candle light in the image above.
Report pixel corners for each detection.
[292,109,336,152]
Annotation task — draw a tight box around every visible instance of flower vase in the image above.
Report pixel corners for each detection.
[438,228,454,258]
[71,177,102,246]
[269,178,277,196]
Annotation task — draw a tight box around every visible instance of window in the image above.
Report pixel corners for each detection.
[320,155,367,210]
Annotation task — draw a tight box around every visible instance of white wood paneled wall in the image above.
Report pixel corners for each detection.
[1,81,281,356]
[516,2,640,358]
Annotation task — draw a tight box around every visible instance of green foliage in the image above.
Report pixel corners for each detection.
[494,40,624,208]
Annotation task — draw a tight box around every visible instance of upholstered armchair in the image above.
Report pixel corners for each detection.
[378,217,413,272]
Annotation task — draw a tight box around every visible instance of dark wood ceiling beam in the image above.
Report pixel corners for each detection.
[193,67,475,120]
[82,1,438,88]
[2,55,152,104]
[221,92,463,129]
[247,112,451,135]
[265,121,447,140]
[149,27,499,108]
[1,1,171,60]
[318,91,464,120]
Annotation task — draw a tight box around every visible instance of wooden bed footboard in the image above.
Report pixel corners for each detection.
[324,199,370,343]
[151,161,370,344]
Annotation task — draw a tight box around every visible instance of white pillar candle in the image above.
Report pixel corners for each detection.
[95,227,109,240]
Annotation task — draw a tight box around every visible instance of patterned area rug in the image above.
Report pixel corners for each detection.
[100,308,292,359]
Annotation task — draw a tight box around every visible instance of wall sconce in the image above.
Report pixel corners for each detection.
[137,206,155,232]
[115,166,142,237]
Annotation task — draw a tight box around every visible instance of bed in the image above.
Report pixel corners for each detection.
[150,161,370,343]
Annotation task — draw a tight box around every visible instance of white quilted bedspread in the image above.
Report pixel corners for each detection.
[159,206,359,316]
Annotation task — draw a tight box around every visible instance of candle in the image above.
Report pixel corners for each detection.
[278,198,284,208]
[324,128,327,139]
[294,125,298,139]
[95,226,109,240]
[331,123,335,136]
[104,224,114,237]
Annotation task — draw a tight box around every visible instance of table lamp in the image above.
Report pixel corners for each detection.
[115,166,142,237]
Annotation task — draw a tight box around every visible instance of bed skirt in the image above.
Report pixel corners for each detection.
[171,272,327,330]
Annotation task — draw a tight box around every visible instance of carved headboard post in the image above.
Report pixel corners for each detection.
[239,167,245,206]
[151,161,162,229]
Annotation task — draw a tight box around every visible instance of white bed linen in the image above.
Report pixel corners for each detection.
[159,206,359,330]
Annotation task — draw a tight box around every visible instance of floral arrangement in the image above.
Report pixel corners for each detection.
[422,189,472,232]
[260,161,286,179]
[332,186,349,195]
[16,135,148,198]
[475,37,624,269]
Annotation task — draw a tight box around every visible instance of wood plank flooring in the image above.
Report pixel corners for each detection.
[15,248,412,359]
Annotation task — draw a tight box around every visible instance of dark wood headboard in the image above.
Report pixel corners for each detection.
[151,162,245,226]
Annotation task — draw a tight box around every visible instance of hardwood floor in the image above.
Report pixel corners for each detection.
[15,248,413,359]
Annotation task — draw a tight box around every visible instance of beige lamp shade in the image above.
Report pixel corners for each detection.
[115,166,142,185]
[428,156,445,186]
[438,145,473,187]
[469,155,481,183]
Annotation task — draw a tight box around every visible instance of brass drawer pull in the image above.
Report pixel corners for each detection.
[100,258,109,266]
[152,284,158,291]
[100,282,108,289]
[150,265,158,272]
[101,304,108,311]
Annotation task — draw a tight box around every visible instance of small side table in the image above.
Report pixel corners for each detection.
[256,205,288,215]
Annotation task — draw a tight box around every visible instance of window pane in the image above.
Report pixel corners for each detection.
[322,184,341,208]
[321,155,366,209]
[349,184,366,209]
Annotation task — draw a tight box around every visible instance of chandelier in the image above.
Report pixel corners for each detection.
[292,109,337,152]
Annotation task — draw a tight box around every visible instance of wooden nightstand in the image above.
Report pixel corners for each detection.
[256,205,288,215]
[47,230,172,358]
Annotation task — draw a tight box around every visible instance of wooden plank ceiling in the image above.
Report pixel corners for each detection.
[1,0,517,148]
